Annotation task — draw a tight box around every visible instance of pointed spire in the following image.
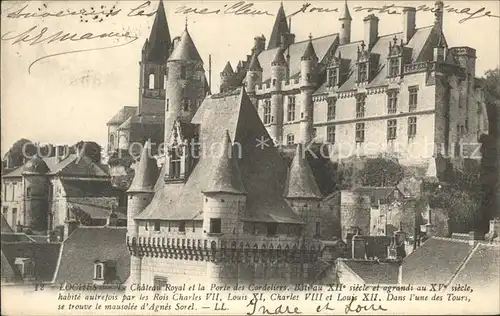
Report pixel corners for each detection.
[203,131,246,195]
[248,53,262,71]
[301,36,317,60]
[284,144,322,199]
[272,49,287,66]
[127,140,159,193]
[221,61,234,75]
[268,2,289,50]
[144,0,172,63]
[339,0,352,20]
[168,28,203,62]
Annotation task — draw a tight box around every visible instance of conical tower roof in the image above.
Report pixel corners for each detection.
[268,2,290,50]
[203,130,246,195]
[272,49,287,65]
[284,144,322,199]
[127,140,159,193]
[339,1,352,20]
[168,27,202,62]
[248,53,262,71]
[22,155,49,175]
[144,0,172,62]
[221,61,234,75]
[301,37,317,60]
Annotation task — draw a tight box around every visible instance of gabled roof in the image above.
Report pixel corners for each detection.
[117,117,132,130]
[107,106,137,125]
[144,0,171,63]
[203,131,246,195]
[53,226,129,284]
[127,140,159,193]
[268,3,289,50]
[284,143,322,199]
[221,61,234,74]
[168,28,202,62]
[137,88,304,224]
[338,259,400,284]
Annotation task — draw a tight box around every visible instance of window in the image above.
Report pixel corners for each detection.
[12,208,17,228]
[287,96,296,121]
[408,117,417,138]
[145,221,148,231]
[94,263,103,280]
[266,223,278,236]
[387,91,398,114]
[409,86,418,111]
[183,99,190,111]
[154,276,168,289]
[154,220,160,232]
[26,187,31,199]
[12,183,16,201]
[169,149,181,179]
[358,63,368,82]
[387,119,397,140]
[328,68,338,86]
[180,66,187,79]
[327,98,336,120]
[166,99,169,112]
[287,134,295,145]
[162,74,167,89]
[312,128,317,139]
[272,79,277,86]
[327,126,336,144]
[178,221,186,232]
[356,94,366,118]
[209,218,221,234]
[3,184,7,201]
[355,123,365,143]
[315,222,321,237]
[389,58,400,77]
[192,221,196,232]
[263,100,271,124]
[306,73,311,82]
[148,73,155,89]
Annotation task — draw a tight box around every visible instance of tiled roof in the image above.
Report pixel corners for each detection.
[222,61,234,74]
[118,117,132,130]
[53,226,129,284]
[1,214,13,233]
[168,28,202,62]
[267,3,289,50]
[248,53,262,71]
[1,233,35,243]
[137,89,304,224]
[107,106,137,125]
[61,179,122,197]
[340,259,400,284]
[69,202,127,221]
[1,250,20,282]
[127,140,159,193]
[284,144,322,199]
[258,34,338,83]
[144,0,171,63]
[401,237,475,285]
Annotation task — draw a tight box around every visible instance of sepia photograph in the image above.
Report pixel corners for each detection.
[1,0,499,314]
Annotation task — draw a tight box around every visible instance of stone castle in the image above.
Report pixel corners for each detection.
[119,0,490,285]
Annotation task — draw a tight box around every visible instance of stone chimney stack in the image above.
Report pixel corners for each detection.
[363,14,379,50]
[403,7,416,44]
[352,229,366,259]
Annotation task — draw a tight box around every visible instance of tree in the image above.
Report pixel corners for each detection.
[359,157,404,187]
[74,141,102,163]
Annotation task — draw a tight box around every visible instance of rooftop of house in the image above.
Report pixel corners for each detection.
[337,258,401,284]
[107,106,137,126]
[1,214,13,233]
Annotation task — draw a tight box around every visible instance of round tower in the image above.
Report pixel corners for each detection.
[220,62,235,93]
[339,1,352,45]
[299,37,318,144]
[202,131,246,282]
[164,25,206,145]
[269,49,287,143]
[22,155,50,232]
[126,140,158,285]
[246,53,263,108]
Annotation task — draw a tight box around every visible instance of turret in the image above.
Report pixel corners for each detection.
[21,155,50,232]
[299,37,318,144]
[164,24,206,145]
[220,62,235,93]
[284,144,322,241]
[339,1,352,45]
[269,49,287,143]
[245,53,263,107]
[139,0,171,115]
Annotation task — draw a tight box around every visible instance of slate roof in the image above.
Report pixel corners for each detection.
[284,143,322,199]
[302,39,318,60]
[339,1,352,20]
[339,259,400,284]
[248,53,262,71]
[168,28,203,62]
[69,202,127,221]
[221,61,234,74]
[258,34,338,83]
[1,214,13,233]
[401,237,475,285]
[144,0,171,63]
[1,233,35,243]
[118,117,132,130]
[107,106,137,125]
[1,250,20,282]
[137,88,304,224]
[61,179,123,197]
[53,226,129,284]
[127,140,159,193]
[267,3,289,50]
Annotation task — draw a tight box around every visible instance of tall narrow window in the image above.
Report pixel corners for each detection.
[154,220,160,232]
[179,221,186,232]
[327,126,336,144]
[180,66,187,79]
[12,183,16,201]
[169,149,181,179]
[328,69,338,86]
[387,91,398,114]
[355,123,365,143]
[209,218,221,234]
[166,99,169,112]
[306,73,311,82]
[327,98,336,121]
[387,119,397,140]
[389,58,400,77]
[356,94,366,118]
[26,187,31,200]
[315,222,321,237]
[287,96,296,121]
[287,134,295,145]
[358,63,368,82]
[94,263,103,280]
[263,100,271,124]
[408,117,417,138]
[409,86,418,111]
[312,128,317,139]
[148,73,155,89]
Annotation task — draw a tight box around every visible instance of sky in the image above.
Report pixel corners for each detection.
[1,0,499,155]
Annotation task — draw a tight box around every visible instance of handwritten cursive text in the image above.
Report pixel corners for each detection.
[246,296,302,315]
[175,1,272,16]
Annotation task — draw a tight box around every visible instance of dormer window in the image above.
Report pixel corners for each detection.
[356,94,366,118]
[15,257,35,280]
[358,63,368,82]
[93,260,117,285]
[328,68,338,86]
[168,148,181,179]
[389,58,400,77]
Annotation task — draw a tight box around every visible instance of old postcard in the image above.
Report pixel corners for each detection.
[1,0,499,315]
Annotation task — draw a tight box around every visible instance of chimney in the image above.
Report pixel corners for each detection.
[403,7,416,44]
[485,218,500,242]
[363,14,379,50]
[351,229,366,259]
[253,35,266,56]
